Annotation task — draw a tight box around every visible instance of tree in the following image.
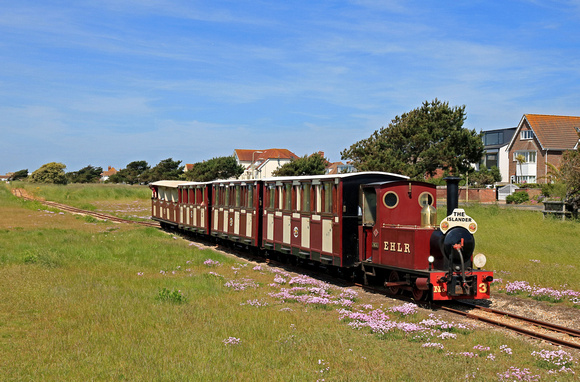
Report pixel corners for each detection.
[66,165,103,183]
[272,153,328,177]
[341,99,484,179]
[108,161,150,184]
[30,162,67,184]
[515,154,526,183]
[185,156,244,182]
[9,169,28,181]
[141,158,184,183]
[560,135,580,215]
[469,166,501,186]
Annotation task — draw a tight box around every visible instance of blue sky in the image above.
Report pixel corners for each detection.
[1,1,579,175]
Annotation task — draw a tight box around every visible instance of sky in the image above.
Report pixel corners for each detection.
[1,0,579,175]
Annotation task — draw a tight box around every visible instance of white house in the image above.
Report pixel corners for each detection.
[234,148,299,179]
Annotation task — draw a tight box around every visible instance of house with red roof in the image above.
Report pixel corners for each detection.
[100,166,118,182]
[234,148,298,179]
[506,114,580,183]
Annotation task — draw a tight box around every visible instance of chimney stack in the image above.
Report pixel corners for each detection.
[444,176,461,217]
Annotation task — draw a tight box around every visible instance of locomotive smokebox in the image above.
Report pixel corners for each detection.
[444,176,461,216]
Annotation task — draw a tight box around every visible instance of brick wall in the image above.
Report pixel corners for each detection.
[436,187,496,203]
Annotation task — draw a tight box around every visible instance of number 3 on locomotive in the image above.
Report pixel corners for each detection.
[478,283,488,294]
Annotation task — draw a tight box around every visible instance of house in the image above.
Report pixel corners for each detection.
[235,148,299,179]
[505,114,580,184]
[325,162,356,175]
[100,166,118,182]
[480,127,516,183]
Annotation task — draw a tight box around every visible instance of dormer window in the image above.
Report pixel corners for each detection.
[521,130,534,140]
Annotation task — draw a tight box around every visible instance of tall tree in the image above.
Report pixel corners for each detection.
[9,169,28,181]
[66,165,103,183]
[561,131,580,215]
[185,156,244,182]
[341,99,484,179]
[108,161,150,184]
[272,153,328,176]
[30,162,67,184]
[142,158,184,183]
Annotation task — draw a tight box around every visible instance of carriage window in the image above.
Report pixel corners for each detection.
[247,186,253,208]
[268,185,276,209]
[314,185,321,213]
[323,182,332,213]
[362,189,377,226]
[302,184,311,212]
[284,183,292,210]
[235,185,241,207]
[294,185,300,212]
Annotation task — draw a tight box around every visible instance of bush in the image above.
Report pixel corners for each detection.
[541,182,567,198]
[506,191,529,204]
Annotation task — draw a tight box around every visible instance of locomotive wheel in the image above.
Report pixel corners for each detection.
[387,271,401,295]
[412,287,426,301]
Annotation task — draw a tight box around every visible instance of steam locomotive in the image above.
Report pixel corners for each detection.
[150,172,493,301]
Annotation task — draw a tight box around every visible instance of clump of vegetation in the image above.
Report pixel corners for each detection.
[156,287,187,304]
[506,191,529,204]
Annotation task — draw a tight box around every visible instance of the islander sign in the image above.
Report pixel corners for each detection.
[439,208,477,234]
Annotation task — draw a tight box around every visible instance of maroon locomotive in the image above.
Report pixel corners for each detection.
[150,173,493,301]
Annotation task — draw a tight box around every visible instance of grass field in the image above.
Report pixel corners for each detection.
[1,183,578,381]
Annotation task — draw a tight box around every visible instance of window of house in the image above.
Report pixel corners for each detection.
[517,175,536,183]
[514,151,536,163]
[485,153,498,168]
[484,132,504,146]
[520,130,534,140]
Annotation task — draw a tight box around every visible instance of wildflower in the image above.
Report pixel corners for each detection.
[390,302,418,316]
[497,367,540,381]
[137,272,144,276]
[473,344,490,352]
[532,349,574,368]
[500,345,513,355]
[422,342,444,349]
[222,337,241,346]
[203,259,221,266]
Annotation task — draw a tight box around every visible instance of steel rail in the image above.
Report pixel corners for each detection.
[457,301,580,338]
[434,303,580,350]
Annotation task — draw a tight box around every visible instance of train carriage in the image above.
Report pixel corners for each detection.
[177,182,212,235]
[211,179,262,246]
[150,180,183,227]
[261,172,406,267]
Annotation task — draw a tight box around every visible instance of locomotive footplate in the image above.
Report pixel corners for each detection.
[447,275,476,297]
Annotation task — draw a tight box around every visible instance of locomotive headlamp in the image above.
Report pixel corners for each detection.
[473,253,487,269]
[428,256,434,271]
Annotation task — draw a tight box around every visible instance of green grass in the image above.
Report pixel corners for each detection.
[0,184,578,380]
[9,181,150,208]
[459,204,579,291]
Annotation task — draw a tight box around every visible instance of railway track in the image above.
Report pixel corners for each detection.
[435,301,580,350]
[12,188,159,228]
[349,281,580,350]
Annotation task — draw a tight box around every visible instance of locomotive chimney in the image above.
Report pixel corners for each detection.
[444,176,461,217]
